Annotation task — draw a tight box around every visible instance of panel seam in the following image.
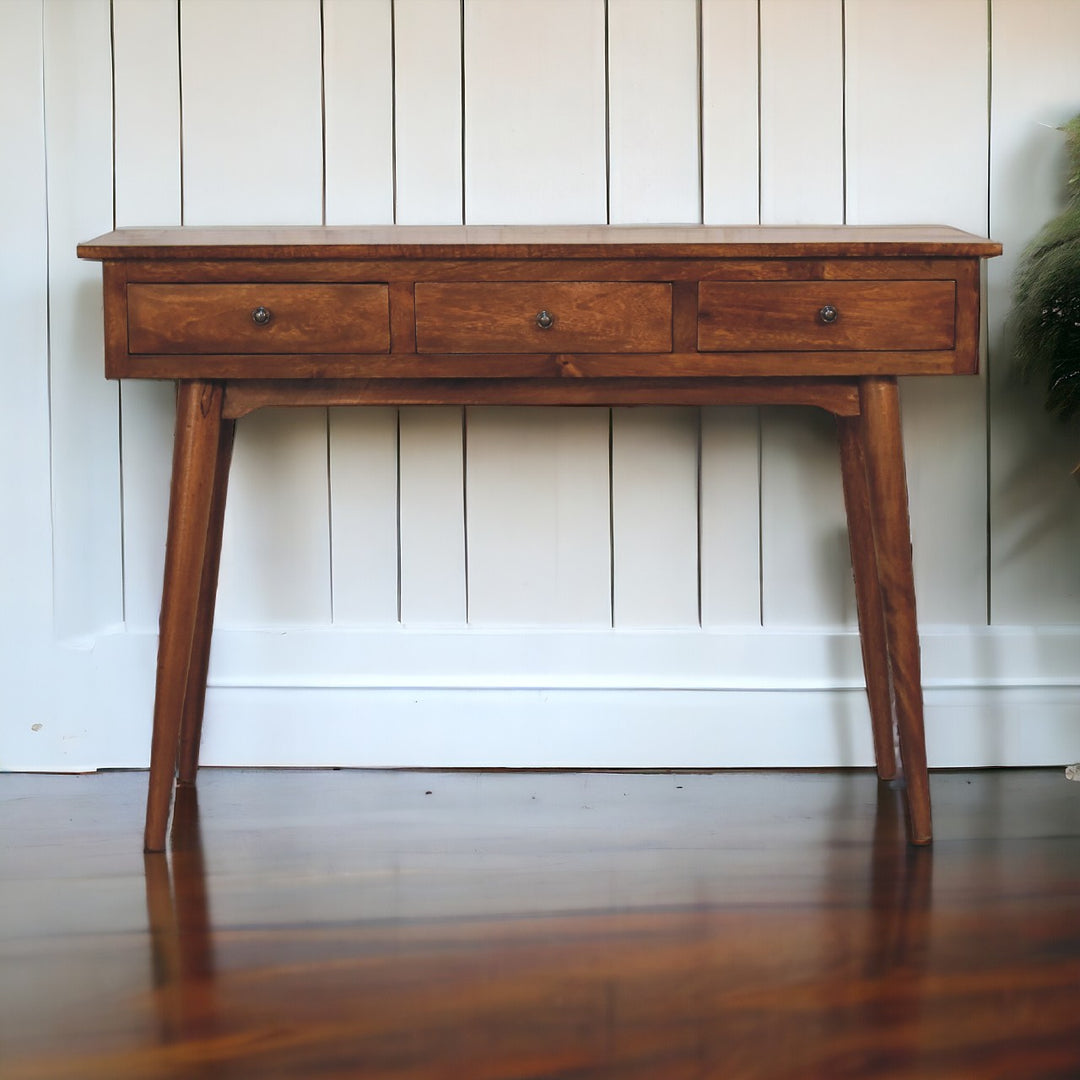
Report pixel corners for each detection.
[110,0,127,626]
[984,0,993,627]
[42,0,58,632]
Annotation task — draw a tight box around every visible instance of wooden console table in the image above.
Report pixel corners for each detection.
[78,225,1001,851]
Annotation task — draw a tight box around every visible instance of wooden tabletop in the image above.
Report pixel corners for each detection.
[78,224,1002,261]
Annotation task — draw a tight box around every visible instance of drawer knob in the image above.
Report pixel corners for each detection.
[251,305,272,326]
[818,304,839,324]
[535,309,554,330]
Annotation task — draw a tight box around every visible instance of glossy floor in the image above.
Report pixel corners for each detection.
[2,768,1079,1078]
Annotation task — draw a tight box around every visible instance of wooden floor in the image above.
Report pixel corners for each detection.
[2,768,1079,1079]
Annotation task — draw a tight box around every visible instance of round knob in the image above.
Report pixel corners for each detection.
[818,304,839,325]
[535,310,554,330]
[251,306,272,326]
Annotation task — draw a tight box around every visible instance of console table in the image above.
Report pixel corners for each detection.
[78,225,1001,851]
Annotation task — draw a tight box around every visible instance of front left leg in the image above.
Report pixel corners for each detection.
[177,417,236,786]
[144,381,226,853]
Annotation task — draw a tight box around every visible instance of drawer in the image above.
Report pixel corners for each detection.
[697,280,956,352]
[127,284,390,354]
[414,282,672,353]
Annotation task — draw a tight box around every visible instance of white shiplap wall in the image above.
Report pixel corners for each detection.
[3,0,1080,774]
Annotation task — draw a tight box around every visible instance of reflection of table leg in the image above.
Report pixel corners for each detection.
[858,377,932,845]
[837,415,897,781]
[145,381,227,853]
[144,786,214,1043]
[868,782,933,971]
[177,417,235,786]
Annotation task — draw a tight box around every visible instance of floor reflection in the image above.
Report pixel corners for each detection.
[139,775,940,1075]
[144,785,216,1045]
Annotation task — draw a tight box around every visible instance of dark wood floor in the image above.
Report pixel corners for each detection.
[2,768,1079,1078]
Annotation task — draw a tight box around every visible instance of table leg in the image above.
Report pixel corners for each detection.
[836,415,897,781]
[858,376,932,845]
[176,418,235,786]
[145,381,226,853]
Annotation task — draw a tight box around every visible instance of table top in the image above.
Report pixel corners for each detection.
[78,224,1002,262]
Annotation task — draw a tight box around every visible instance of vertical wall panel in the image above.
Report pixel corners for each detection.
[113,0,181,632]
[701,0,760,225]
[762,410,853,627]
[988,0,1080,624]
[845,0,989,625]
[43,0,122,639]
[759,0,849,627]
[466,409,611,625]
[464,0,607,224]
[612,408,701,627]
[113,0,181,227]
[608,0,700,627]
[329,409,399,624]
[399,408,467,625]
[698,0,763,628]
[700,407,762,625]
[323,0,394,224]
[215,411,331,626]
[463,0,611,625]
[323,0,399,625]
[394,0,468,625]
[394,0,463,225]
[181,0,331,626]
[0,0,55,749]
[760,0,844,225]
[180,0,323,226]
[607,0,700,224]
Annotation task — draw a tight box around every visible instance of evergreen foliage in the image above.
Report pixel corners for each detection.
[1011,114,1080,423]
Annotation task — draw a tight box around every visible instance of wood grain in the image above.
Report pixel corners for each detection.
[859,377,931,843]
[837,414,896,781]
[698,280,956,351]
[175,418,235,785]
[221,377,863,417]
[3,768,1079,1079]
[144,381,226,851]
[77,224,1003,261]
[111,347,977,382]
[414,281,672,353]
[127,284,390,355]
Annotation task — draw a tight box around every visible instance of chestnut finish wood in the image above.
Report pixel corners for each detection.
[144,381,227,852]
[112,345,981,381]
[76,222,1004,260]
[859,377,932,842]
[127,283,391,355]
[3,769,1079,1080]
[697,279,956,352]
[220,376,865,417]
[76,225,1001,851]
[837,415,896,781]
[176,417,235,787]
[414,281,672,353]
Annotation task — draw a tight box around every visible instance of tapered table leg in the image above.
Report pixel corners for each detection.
[837,415,897,781]
[176,418,235,786]
[145,381,226,853]
[858,376,932,845]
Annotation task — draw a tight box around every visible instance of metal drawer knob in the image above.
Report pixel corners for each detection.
[535,310,554,330]
[818,304,839,324]
[251,305,272,326]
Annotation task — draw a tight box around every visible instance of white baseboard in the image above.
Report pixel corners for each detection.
[194,684,1080,771]
[3,625,1079,770]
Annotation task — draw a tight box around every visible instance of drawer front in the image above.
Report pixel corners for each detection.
[414,282,672,353]
[127,284,390,354]
[697,280,956,352]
